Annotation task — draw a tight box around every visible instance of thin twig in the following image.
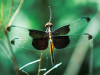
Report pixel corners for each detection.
[40,68,46,71]
[0,38,11,59]
[19,59,40,70]
[4,0,24,75]
[38,50,43,75]
[22,70,29,75]
[5,33,20,75]
[7,0,13,24]
[43,62,62,75]
[1,0,3,25]
[7,0,24,27]
[89,40,93,75]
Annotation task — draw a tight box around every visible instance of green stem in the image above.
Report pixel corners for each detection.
[0,38,11,60]
[89,40,93,75]
[7,0,13,24]
[5,30,20,75]
[1,0,3,24]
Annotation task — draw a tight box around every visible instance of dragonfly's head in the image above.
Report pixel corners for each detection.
[45,22,52,27]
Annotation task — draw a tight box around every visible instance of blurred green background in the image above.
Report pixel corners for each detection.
[0,0,100,75]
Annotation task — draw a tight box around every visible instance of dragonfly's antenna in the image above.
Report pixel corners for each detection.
[48,6,52,23]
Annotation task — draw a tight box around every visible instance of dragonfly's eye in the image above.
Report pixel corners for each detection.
[45,23,52,27]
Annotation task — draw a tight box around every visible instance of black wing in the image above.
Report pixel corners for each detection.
[53,33,92,49]
[52,36,70,49]
[32,38,48,50]
[29,29,48,38]
[52,17,90,35]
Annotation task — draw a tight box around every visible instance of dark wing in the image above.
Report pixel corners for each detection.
[52,25,70,35]
[29,29,48,38]
[32,38,48,50]
[7,25,48,38]
[52,17,90,35]
[53,33,92,49]
[52,36,70,49]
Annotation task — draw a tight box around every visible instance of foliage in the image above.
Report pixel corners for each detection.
[0,0,99,75]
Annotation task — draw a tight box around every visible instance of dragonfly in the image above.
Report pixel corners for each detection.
[7,7,92,66]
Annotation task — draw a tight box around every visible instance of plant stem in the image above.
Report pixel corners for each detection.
[7,0,13,24]
[7,0,24,27]
[5,31,20,75]
[38,50,43,75]
[0,0,24,75]
[89,40,93,75]
[5,0,24,74]
[0,38,11,60]
[1,0,3,24]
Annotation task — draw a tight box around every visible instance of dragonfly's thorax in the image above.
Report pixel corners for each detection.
[46,26,52,32]
[46,25,52,39]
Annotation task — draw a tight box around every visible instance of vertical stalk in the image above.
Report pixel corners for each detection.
[7,0,24,27]
[0,38,11,60]
[1,0,3,25]
[3,0,24,75]
[7,0,13,24]
[89,40,93,75]
[38,50,43,75]
[5,30,20,75]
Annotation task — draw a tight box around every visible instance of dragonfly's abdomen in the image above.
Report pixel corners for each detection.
[47,26,55,66]
[49,39,55,66]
